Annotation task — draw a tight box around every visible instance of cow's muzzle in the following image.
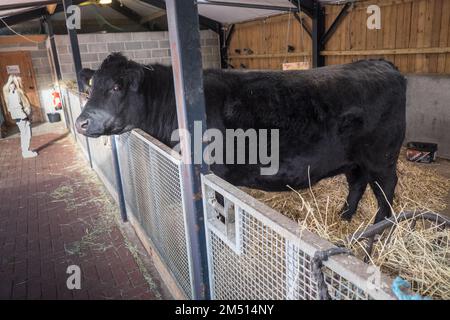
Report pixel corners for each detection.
[75,117,89,135]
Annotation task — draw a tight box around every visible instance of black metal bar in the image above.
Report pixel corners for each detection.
[62,0,83,91]
[293,12,312,39]
[219,27,226,69]
[43,14,62,80]
[220,24,234,68]
[321,2,352,46]
[166,0,210,300]
[352,211,450,241]
[353,210,449,262]
[111,136,128,222]
[0,7,47,29]
[197,0,299,13]
[288,0,314,18]
[226,24,235,45]
[62,0,93,168]
[312,1,325,68]
[140,0,222,34]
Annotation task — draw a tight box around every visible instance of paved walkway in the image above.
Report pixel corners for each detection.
[0,131,168,299]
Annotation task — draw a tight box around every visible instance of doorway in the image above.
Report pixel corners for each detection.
[0,51,43,125]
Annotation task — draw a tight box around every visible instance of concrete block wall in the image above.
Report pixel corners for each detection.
[54,30,220,81]
[0,41,55,119]
[405,74,450,159]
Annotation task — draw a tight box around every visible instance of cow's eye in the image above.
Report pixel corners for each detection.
[112,84,121,92]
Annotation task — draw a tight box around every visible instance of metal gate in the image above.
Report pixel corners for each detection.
[202,174,395,300]
[116,130,194,298]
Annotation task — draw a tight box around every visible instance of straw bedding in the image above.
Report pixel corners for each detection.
[243,153,450,299]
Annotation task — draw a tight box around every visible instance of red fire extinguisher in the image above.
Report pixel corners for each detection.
[51,89,62,111]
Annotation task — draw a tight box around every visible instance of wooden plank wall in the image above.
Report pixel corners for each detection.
[228,13,313,69]
[228,0,450,73]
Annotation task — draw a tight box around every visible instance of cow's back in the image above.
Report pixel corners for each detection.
[202,59,406,190]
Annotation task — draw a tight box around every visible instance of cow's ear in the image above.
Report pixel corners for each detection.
[79,68,95,89]
[129,67,144,92]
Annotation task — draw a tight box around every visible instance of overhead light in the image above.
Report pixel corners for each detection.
[99,0,112,4]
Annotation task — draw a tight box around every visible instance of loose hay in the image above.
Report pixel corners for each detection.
[243,155,450,299]
[48,137,162,298]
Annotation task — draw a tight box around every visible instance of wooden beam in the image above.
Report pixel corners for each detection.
[321,2,352,46]
[293,12,312,38]
[0,35,47,45]
[320,47,450,56]
[229,52,310,59]
[46,3,57,15]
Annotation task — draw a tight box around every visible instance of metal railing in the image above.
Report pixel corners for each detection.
[202,174,396,300]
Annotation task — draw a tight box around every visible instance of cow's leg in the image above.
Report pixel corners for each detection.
[340,166,368,221]
[369,166,398,224]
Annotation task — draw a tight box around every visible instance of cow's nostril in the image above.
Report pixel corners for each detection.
[81,119,89,129]
[75,118,90,134]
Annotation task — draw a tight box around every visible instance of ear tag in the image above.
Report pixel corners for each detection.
[89,78,93,86]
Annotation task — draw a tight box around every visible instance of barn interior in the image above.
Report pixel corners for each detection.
[0,0,449,302]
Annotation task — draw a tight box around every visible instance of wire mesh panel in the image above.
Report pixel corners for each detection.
[67,90,89,159]
[202,174,395,300]
[116,130,194,298]
[88,136,117,192]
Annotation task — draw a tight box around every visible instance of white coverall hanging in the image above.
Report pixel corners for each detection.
[3,75,37,158]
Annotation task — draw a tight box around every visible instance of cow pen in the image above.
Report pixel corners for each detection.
[2,0,449,303]
[61,88,398,300]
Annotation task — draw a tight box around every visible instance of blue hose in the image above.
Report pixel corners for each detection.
[392,276,432,300]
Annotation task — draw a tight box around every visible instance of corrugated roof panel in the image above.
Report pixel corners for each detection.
[198,0,297,24]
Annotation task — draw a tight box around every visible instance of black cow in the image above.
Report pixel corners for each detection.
[75,53,406,223]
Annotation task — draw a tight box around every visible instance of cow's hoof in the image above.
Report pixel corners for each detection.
[339,207,354,221]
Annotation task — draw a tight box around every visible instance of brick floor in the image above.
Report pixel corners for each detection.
[0,131,168,300]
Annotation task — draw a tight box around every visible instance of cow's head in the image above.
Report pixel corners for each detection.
[75,53,146,138]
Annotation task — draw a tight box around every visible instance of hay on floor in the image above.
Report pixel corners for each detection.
[243,155,450,299]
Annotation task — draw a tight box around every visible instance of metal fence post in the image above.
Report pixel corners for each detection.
[166,0,210,300]
[312,1,325,68]
[62,0,93,168]
[111,135,128,222]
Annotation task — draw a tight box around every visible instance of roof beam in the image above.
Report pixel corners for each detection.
[140,10,166,24]
[139,0,222,34]
[0,7,48,28]
[110,0,152,29]
[293,12,312,38]
[197,0,298,13]
[0,0,84,29]
[288,0,314,18]
[0,0,57,11]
